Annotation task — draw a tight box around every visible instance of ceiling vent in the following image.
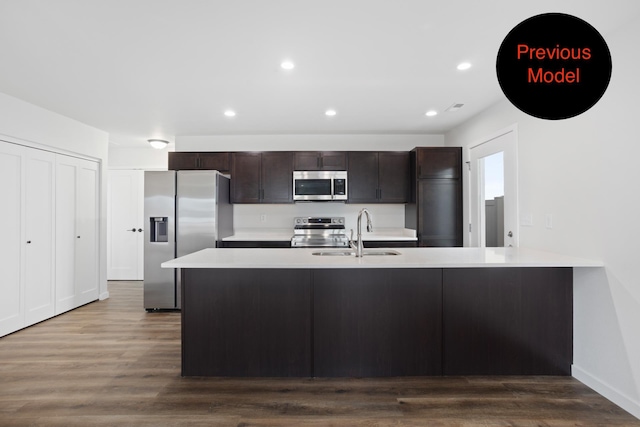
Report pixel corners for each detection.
[446,103,464,112]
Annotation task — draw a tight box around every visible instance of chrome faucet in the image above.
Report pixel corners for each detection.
[350,208,373,257]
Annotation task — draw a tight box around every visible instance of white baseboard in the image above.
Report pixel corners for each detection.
[573,365,640,419]
[99,291,110,300]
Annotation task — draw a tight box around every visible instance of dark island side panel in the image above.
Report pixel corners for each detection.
[180,266,573,378]
[443,267,573,375]
[313,269,443,377]
[181,268,312,377]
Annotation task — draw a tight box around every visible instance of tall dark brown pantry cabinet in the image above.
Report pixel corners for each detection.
[405,147,462,247]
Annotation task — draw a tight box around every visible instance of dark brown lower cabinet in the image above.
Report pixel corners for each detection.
[181,268,312,377]
[443,267,573,375]
[313,269,442,377]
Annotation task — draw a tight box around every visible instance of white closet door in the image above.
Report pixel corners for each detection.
[55,157,78,314]
[0,142,25,336]
[24,149,56,326]
[75,159,99,305]
[56,155,99,313]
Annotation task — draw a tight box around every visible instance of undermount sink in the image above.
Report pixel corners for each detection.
[312,251,353,256]
[311,250,401,256]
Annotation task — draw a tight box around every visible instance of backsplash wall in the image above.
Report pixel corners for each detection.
[234,203,407,232]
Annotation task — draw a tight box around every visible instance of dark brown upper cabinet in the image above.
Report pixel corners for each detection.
[348,151,409,203]
[294,152,347,171]
[415,147,461,179]
[231,152,293,204]
[168,152,230,172]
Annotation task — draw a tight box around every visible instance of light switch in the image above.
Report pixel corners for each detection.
[545,214,553,229]
[260,213,267,223]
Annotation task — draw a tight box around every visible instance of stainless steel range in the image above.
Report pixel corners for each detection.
[290,216,349,248]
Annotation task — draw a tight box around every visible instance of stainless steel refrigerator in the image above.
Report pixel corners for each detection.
[143,170,233,310]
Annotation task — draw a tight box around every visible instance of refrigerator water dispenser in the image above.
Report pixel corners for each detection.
[150,217,169,242]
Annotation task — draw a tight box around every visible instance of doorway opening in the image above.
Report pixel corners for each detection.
[483,152,504,247]
[468,125,518,248]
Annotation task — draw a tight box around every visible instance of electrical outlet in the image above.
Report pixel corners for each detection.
[545,214,553,229]
[260,213,267,223]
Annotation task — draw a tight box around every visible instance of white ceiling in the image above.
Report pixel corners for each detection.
[1,1,639,148]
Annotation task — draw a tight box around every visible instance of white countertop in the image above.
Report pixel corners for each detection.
[161,247,603,269]
[223,228,417,242]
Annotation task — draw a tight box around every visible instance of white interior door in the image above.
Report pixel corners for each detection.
[0,142,25,336]
[76,159,100,304]
[55,156,78,313]
[56,155,100,312]
[469,125,518,247]
[24,149,56,326]
[108,170,144,280]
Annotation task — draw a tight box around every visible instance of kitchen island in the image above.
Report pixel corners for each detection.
[162,247,601,378]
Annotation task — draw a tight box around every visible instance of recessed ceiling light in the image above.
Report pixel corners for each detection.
[281,61,295,70]
[325,109,337,117]
[425,110,438,117]
[457,62,472,71]
[224,110,236,117]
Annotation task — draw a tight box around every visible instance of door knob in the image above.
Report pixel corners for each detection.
[137,228,143,232]
[128,228,136,232]
[26,240,31,244]
[508,231,513,237]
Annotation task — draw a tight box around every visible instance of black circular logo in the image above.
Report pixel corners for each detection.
[496,13,612,120]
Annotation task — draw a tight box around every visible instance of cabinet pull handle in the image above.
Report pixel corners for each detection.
[77,236,81,239]
[128,228,136,232]
[378,189,382,199]
[26,240,31,244]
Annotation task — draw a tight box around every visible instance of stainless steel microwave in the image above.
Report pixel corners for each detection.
[293,171,348,201]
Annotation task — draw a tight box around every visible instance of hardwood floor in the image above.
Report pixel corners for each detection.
[0,281,638,426]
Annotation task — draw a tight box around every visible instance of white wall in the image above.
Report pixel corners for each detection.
[0,92,110,300]
[108,145,171,170]
[176,134,444,151]
[234,203,406,232]
[445,15,640,418]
